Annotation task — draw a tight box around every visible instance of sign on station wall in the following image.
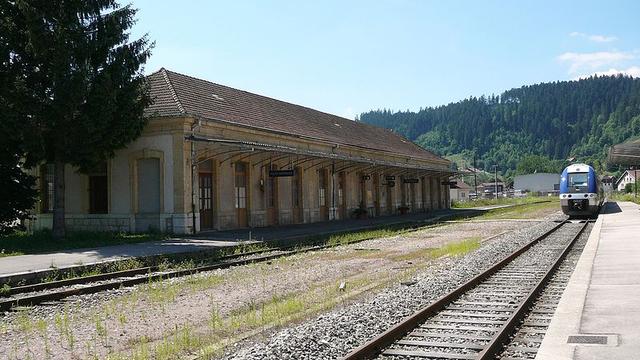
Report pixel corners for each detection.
[269,169,295,177]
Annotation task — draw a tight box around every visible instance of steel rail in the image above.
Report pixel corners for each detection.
[1,248,272,297]
[0,214,474,312]
[341,219,570,360]
[476,220,589,359]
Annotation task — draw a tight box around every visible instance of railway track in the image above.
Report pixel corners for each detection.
[343,219,590,360]
[0,219,447,312]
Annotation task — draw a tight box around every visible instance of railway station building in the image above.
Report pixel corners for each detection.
[28,69,453,234]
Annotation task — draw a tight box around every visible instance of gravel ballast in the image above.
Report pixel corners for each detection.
[225,218,566,360]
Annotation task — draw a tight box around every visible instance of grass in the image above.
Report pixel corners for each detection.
[391,236,481,262]
[0,229,170,257]
[104,232,483,360]
[609,192,640,205]
[476,198,560,219]
[451,195,550,209]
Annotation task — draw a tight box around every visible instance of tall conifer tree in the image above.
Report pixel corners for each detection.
[1,0,153,239]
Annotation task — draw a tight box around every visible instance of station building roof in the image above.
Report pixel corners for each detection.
[145,68,448,165]
[609,139,640,166]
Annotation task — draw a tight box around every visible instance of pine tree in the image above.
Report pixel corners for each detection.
[1,0,153,239]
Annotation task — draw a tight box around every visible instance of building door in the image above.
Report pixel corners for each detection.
[318,168,329,220]
[292,167,303,224]
[410,183,416,211]
[136,158,161,232]
[198,160,214,230]
[386,176,393,214]
[235,162,248,228]
[266,164,278,226]
[373,173,380,216]
[421,177,428,211]
[337,171,346,219]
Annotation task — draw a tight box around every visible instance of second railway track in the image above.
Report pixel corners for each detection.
[343,219,590,360]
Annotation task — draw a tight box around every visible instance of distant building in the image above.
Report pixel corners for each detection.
[616,170,638,191]
[480,182,505,198]
[514,173,560,196]
[450,180,472,203]
[601,175,615,193]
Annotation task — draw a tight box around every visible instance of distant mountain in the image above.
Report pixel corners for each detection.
[359,75,640,178]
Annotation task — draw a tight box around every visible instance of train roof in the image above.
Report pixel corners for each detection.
[563,163,595,173]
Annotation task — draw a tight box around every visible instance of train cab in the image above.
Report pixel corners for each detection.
[559,163,602,217]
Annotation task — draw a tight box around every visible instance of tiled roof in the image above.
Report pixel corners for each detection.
[145,68,448,163]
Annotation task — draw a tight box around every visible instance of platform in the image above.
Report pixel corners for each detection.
[537,201,640,359]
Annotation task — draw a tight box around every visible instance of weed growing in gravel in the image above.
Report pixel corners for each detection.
[118,312,127,326]
[153,324,203,360]
[54,307,75,350]
[208,303,222,330]
[94,315,108,346]
[35,318,51,358]
[0,283,11,296]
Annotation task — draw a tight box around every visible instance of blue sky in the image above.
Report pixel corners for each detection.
[130,0,640,119]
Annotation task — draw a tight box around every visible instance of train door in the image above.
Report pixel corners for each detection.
[266,164,278,226]
[198,159,214,230]
[235,162,248,227]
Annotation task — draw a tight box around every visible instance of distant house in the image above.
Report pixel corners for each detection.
[450,180,472,203]
[616,170,638,191]
[514,173,560,195]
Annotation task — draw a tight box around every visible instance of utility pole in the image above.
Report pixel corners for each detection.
[473,153,478,200]
[635,166,638,199]
[492,165,498,200]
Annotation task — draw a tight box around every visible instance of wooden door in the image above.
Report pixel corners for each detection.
[266,164,279,226]
[386,175,393,214]
[337,172,346,219]
[235,162,248,227]
[292,167,303,223]
[373,173,380,216]
[318,169,329,220]
[410,183,416,211]
[199,171,214,230]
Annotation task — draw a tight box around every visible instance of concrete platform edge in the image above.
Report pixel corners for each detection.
[535,215,603,359]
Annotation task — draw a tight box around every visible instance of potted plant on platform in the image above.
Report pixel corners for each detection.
[352,207,368,219]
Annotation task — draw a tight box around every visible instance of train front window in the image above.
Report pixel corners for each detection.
[568,173,588,192]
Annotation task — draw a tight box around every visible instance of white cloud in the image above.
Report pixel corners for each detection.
[557,51,635,74]
[569,31,617,42]
[574,66,640,79]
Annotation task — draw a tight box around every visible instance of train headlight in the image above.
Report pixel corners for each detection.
[584,194,588,198]
[589,193,596,198]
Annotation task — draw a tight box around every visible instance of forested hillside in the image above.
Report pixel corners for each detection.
[359,75,640,178]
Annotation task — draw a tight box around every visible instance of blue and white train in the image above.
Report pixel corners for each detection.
[559,163,603,217]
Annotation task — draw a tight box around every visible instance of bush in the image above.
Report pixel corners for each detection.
[624,183,637,193]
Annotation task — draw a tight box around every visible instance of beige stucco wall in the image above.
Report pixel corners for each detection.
[29,115,451,234]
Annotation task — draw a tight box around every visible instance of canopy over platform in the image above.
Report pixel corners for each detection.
[608,139,640,166]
